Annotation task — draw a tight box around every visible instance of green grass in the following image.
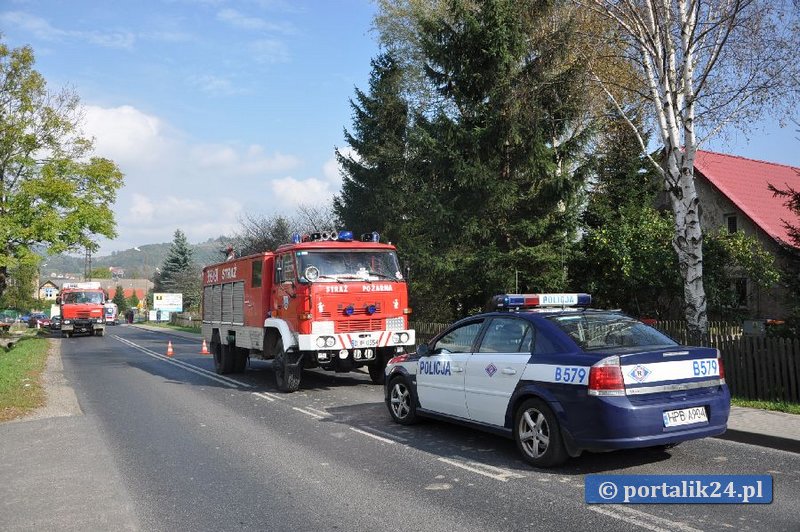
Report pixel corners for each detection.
[143,321,201,334]
[0,337,49,422]
[731,397,800,415]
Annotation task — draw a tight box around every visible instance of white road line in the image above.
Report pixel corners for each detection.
[349,427,397,444]
[252,392,275,402]
[257,391,286,401]
[113,336,252,389]
[293,407,326,419]
[605,506,703,532]
[588,507,673,532]
[354,426,409,442]
[305,406,329,417]
[437,457,525,482]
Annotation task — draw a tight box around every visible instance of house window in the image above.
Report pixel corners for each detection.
[725,214,738,234]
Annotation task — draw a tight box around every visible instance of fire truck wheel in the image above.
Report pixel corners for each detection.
[214,342,235,374]
[233,347,248,373]
[274,339,301,393]
[368,357,386,385]
[94,329,104,337]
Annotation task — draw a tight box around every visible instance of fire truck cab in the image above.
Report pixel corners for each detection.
[58,281,107,337]
[201,231,415,392]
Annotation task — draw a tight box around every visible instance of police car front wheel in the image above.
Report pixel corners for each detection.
[388,377,418,425]
[514,399,567,468]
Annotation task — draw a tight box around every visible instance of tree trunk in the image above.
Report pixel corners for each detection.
[0,265,6,301]
[665,147,708,342]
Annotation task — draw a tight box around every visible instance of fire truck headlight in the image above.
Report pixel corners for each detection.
[392,333,400,344]
[63,320,71,325]
[338,349,349,359]
[400,332,409,343]
[325,336,336,348]
[316,337,326,348]
[354,349,363,360]
[364,349,374,359]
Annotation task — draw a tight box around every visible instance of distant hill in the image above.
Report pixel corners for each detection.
[39,237,231,278]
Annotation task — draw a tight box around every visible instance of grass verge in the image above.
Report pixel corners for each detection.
[731,397,800,415]
[0,337,50,422]
[142,321,201,334]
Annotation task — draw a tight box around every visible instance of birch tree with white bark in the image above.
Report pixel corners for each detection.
[577,0,799,337]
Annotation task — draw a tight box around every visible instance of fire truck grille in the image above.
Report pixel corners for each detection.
[336,319,383,333]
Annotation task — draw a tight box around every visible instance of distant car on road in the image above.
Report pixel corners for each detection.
[384,293,731,467]
[28,313,50,328]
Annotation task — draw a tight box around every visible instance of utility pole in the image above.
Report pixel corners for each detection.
[84,247,92,280]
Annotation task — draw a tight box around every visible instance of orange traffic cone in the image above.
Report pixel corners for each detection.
[166,340,174,357]
[200,339,210,355]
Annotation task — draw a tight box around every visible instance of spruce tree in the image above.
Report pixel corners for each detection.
[405,0,591,317]
[157,229,195,294]
[112,285,128,313]
[334,52,410,243]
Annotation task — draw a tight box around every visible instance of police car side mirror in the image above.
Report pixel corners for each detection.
[416,343,430,356]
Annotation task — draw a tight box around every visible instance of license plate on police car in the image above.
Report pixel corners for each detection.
[663,406,708,427]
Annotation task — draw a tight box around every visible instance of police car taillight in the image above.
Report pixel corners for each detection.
[588,356,625,396]
[717,350,726,383]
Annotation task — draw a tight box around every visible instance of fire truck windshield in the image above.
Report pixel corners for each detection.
[297,250,402,282]
[63,291,105,304]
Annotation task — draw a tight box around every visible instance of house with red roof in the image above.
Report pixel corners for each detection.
[694,150,800,318]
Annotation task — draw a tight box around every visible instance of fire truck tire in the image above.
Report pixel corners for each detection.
[214,342,235,374]
[233,347,248,373]
[274,339,301,393]
[94,329,104,337]
[62,331,71,338]
[368,357,386,385]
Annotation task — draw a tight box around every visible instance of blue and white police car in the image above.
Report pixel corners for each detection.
[384,294,730,467]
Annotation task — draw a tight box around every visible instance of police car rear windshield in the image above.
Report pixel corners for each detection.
[296,250,402,281]
[548,313,677,351]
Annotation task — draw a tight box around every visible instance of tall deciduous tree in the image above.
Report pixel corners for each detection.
[0,41,123,300]
[577,0,800,337]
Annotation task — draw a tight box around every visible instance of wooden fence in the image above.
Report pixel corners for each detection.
[410,320,800,403]
[170,312,201,330]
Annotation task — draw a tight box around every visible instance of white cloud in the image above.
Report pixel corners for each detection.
[216,8,295,34]
[249,39,290,64]
[271,176,333,205]
[188,74,247,96]
[80,104,307,253]
[1,11,135,49]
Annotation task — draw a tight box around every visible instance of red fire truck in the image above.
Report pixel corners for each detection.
[58,281,107,337]
[201,231,415,392]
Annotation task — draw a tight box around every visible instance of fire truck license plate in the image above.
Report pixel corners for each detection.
[663,406,708,427]
[351,338,378,348]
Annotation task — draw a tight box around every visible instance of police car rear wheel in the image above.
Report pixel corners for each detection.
[388,377,417,424]
[514,399,566,468]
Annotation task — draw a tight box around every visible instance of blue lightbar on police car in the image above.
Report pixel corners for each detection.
[492,293,591,310]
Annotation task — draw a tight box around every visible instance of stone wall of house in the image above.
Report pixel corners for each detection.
[695,175,789,319]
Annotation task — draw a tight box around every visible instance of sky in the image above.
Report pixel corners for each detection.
[2,0,798,256]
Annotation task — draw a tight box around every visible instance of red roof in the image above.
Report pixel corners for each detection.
[694,150,800,246]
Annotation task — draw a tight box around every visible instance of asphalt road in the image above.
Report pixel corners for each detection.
[26,326,800,531]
